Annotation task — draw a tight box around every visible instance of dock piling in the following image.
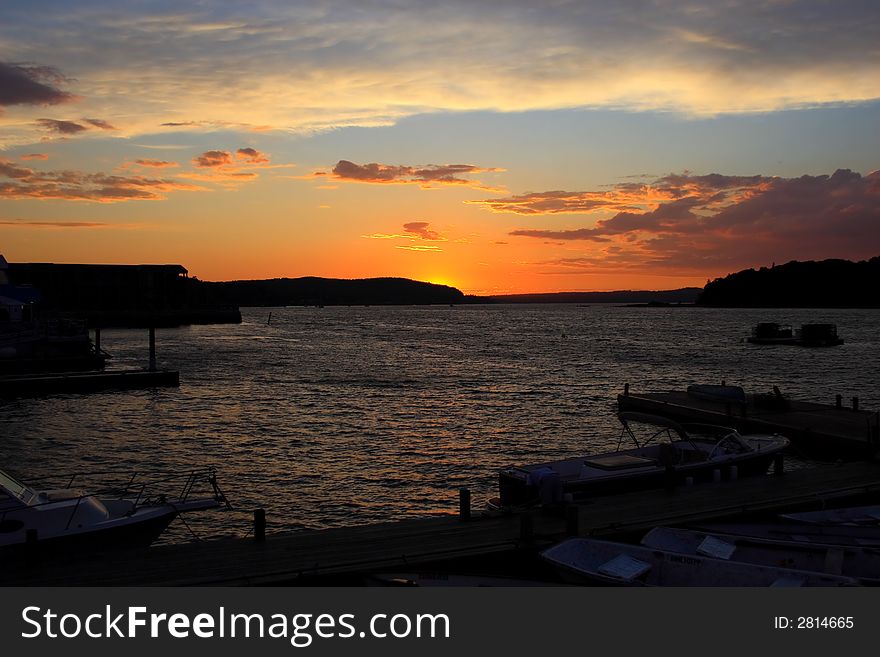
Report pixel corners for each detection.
[254,509,266,543]
[853,397,860,412]
[458,488,471,522]
[773,453,785,476]
[836,394,843,409]
[623,383,629,397]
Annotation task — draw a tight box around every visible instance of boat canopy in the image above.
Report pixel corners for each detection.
[618,412,687,435]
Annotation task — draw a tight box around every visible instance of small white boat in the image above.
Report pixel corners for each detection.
[694,522,880,547]
[497,413,788,507]
[0,466,228,552]
[541,538,860,587]
[780,505,880,526]
[642,527,880,584]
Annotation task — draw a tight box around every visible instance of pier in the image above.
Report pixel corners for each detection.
[618,387,880,459]
[0,327,179,398]
[6,461,880,586]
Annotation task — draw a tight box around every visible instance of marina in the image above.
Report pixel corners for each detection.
[4,461,880,586]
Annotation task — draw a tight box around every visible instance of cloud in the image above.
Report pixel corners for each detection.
[129,159,179,169]
[0,220,109,229]
[182,147,277,185]
[35,117,116,136]
[36,118,87,135]
[236,147,269,164]
[403,221,443,241]
[0,158,203,203]
[1,1,878,146]
[83,118,116,130]
[0,62,75,108]
[20,153,48,160]
[193,150,233,168]
[362,221,446,243]
[503,169,880,272]
[396,244,443,252]
[313,160,503,191]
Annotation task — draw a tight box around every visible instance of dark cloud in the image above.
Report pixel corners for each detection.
[0,62,75,108]
[131,159,179,168]
[0,158,201,203]
[403,221,443,241]
[83,118,116,130]
[505,169,880,271]
[320,160,503,190]
[193,150,233,168]
[36,118,87,134]
[236,147,269,164]
[0,220,108,228]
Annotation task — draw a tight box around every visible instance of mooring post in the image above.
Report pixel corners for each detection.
[565,504,580,536]
[852,396,860,412]
[458,488,471,522]
[254,508,266,543]
[773,453,784,476]
[94,327,101,355]
[623,382,629,397]
[148,327,157,372]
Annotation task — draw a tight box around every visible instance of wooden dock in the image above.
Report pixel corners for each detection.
[618,389,880,458]
[0,368,179,397]
[6,462,880,586]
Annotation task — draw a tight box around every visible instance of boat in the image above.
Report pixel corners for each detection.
[693,522,880,548]
[495,413,788,508]
[0,466,228,552]
[780,505,880,526]
[747,322,797,345]
[641,527,880,584]
[746,322,843,347]
[797,323,844,347]
[541,538,860,586]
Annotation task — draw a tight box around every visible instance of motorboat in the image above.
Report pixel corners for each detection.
[747,322,797,345]
[541,538,860,586]
[746,322,843,347]
[495,413,788,508]
[0,466,228,552]
[780,505,880,526]
[641,527,880,584]
[692,522,880,548]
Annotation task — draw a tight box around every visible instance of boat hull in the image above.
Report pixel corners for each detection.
[499,449,779,507]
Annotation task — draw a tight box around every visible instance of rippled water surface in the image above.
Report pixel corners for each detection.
[2,305,878,542]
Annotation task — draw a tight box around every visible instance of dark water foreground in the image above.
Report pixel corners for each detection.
[1,305,877,542]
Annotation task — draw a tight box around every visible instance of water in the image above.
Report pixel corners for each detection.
[2,305,878,542]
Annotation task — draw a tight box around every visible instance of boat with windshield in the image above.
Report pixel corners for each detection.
[0,466,228,551]
[495,413,789,508]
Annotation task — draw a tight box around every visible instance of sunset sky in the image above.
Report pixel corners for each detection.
[1,1,879,294]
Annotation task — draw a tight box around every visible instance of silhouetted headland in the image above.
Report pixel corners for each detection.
[200,276,465,307]
[698,257,880,307]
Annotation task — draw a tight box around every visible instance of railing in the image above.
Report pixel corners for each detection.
[1,467,231,529]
